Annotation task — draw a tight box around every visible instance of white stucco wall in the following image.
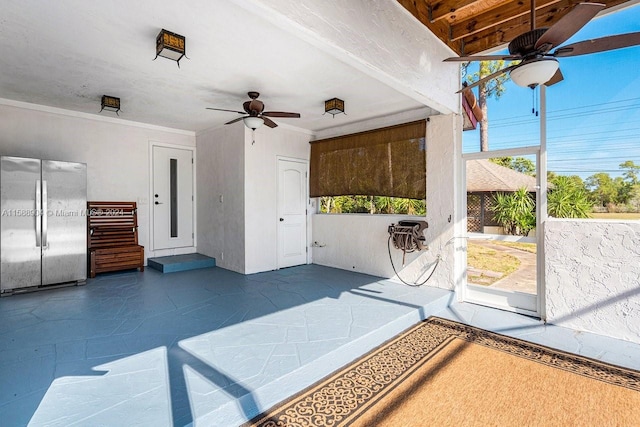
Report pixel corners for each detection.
[236,0,459,115]
[196,123,310,274]
[545,219,640,344]
[312,113,459,290]
[244,126,311,274]
[0,101,196,261]
[311,214,431,279]
[196,125,245,273]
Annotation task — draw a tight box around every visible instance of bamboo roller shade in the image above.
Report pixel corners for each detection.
[309,120,427,199]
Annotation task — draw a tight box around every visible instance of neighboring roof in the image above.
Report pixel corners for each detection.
[466,159,537,192]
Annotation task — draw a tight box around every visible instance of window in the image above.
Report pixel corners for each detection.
[310,120,426,214]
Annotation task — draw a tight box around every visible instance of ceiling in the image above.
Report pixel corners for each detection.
[0,1,429,134]
[2,1,638,135]
[397,0,637,55]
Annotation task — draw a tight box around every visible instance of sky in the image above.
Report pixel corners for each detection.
[462,2,640,180]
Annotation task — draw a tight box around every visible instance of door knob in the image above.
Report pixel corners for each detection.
[279,218,284,221]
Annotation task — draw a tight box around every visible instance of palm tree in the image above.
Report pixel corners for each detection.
[464,61,513,152]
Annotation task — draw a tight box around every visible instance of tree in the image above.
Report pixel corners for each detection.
[586,172,619,207]
[617,161,640,208]
[320,195,425,215]
[627,185,640,211]
[547,175,592,218]
[393,197,426,215]
[559,174,585,189]
[620,160,640,185]
[464,61,513,152]
[374,196,395,214]
[327,196,370,213]
[490,156,535,175]
[512,157,536,176]
[490,157,511,168]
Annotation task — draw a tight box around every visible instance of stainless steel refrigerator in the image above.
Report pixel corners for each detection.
[1,156,87,295]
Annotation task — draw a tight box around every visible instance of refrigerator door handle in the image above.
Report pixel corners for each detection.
[42,180,48,249]
[35,180,42,247]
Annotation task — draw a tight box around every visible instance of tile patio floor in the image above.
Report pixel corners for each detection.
[1,264,639,426]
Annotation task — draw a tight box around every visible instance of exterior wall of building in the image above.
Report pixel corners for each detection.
[312,113,459,291]
[545,219,640,344]
[244,126,312,274]
[196,125,246,273]
[0,101,196,261]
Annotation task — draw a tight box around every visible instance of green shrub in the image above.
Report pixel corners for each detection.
[491,188,536,236]
[547,176,592,218]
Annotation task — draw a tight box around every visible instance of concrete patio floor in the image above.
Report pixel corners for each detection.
[1,264,639,426]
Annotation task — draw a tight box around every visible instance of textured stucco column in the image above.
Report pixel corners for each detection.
[422,113,460,290]
[545,219,640,344]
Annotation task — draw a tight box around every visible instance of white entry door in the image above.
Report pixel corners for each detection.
[152,146,194,250]
[277,159,308,268]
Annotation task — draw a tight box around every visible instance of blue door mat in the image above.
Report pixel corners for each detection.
[147,253,216,273]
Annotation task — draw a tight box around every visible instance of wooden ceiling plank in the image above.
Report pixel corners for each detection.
[442,0,507,23]
[459,0,630,55]
[450,0,562,41]
[429,0,484,22]
[397,0,633,57]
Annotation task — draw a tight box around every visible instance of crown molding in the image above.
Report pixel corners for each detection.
[0,98,196,137]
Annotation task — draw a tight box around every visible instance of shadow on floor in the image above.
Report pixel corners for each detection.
[0,264,449,426]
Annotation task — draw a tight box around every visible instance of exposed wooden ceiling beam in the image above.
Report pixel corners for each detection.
[460,0,631,54]
[460,1,583,55]
[440,0,507,23]
[428,0,482,22]
[450,0,562,42]
[397,0,635,56]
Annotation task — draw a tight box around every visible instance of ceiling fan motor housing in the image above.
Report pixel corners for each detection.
[508,28,549,57]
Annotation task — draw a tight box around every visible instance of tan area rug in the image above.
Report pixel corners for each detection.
[244,317,640,427]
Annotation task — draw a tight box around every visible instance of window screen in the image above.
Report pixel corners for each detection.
[309,120,426,199]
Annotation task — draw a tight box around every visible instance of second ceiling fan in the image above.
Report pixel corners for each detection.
[445,1,640,90]
[206,91,300,130]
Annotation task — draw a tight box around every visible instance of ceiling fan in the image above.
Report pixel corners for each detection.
[445,1,640,90]
[206,91,301,130]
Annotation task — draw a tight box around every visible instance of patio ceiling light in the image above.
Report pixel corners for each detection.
[155,29,186,67]
[100,95,121,115]
[324,98,345,117]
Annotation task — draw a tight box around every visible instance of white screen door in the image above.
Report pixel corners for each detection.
[463,147,541,316]
[152,146,194,250]
[277,158,308,268]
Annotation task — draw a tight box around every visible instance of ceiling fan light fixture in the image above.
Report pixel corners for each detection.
[243,116,264,130]
[510,59,559,88]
